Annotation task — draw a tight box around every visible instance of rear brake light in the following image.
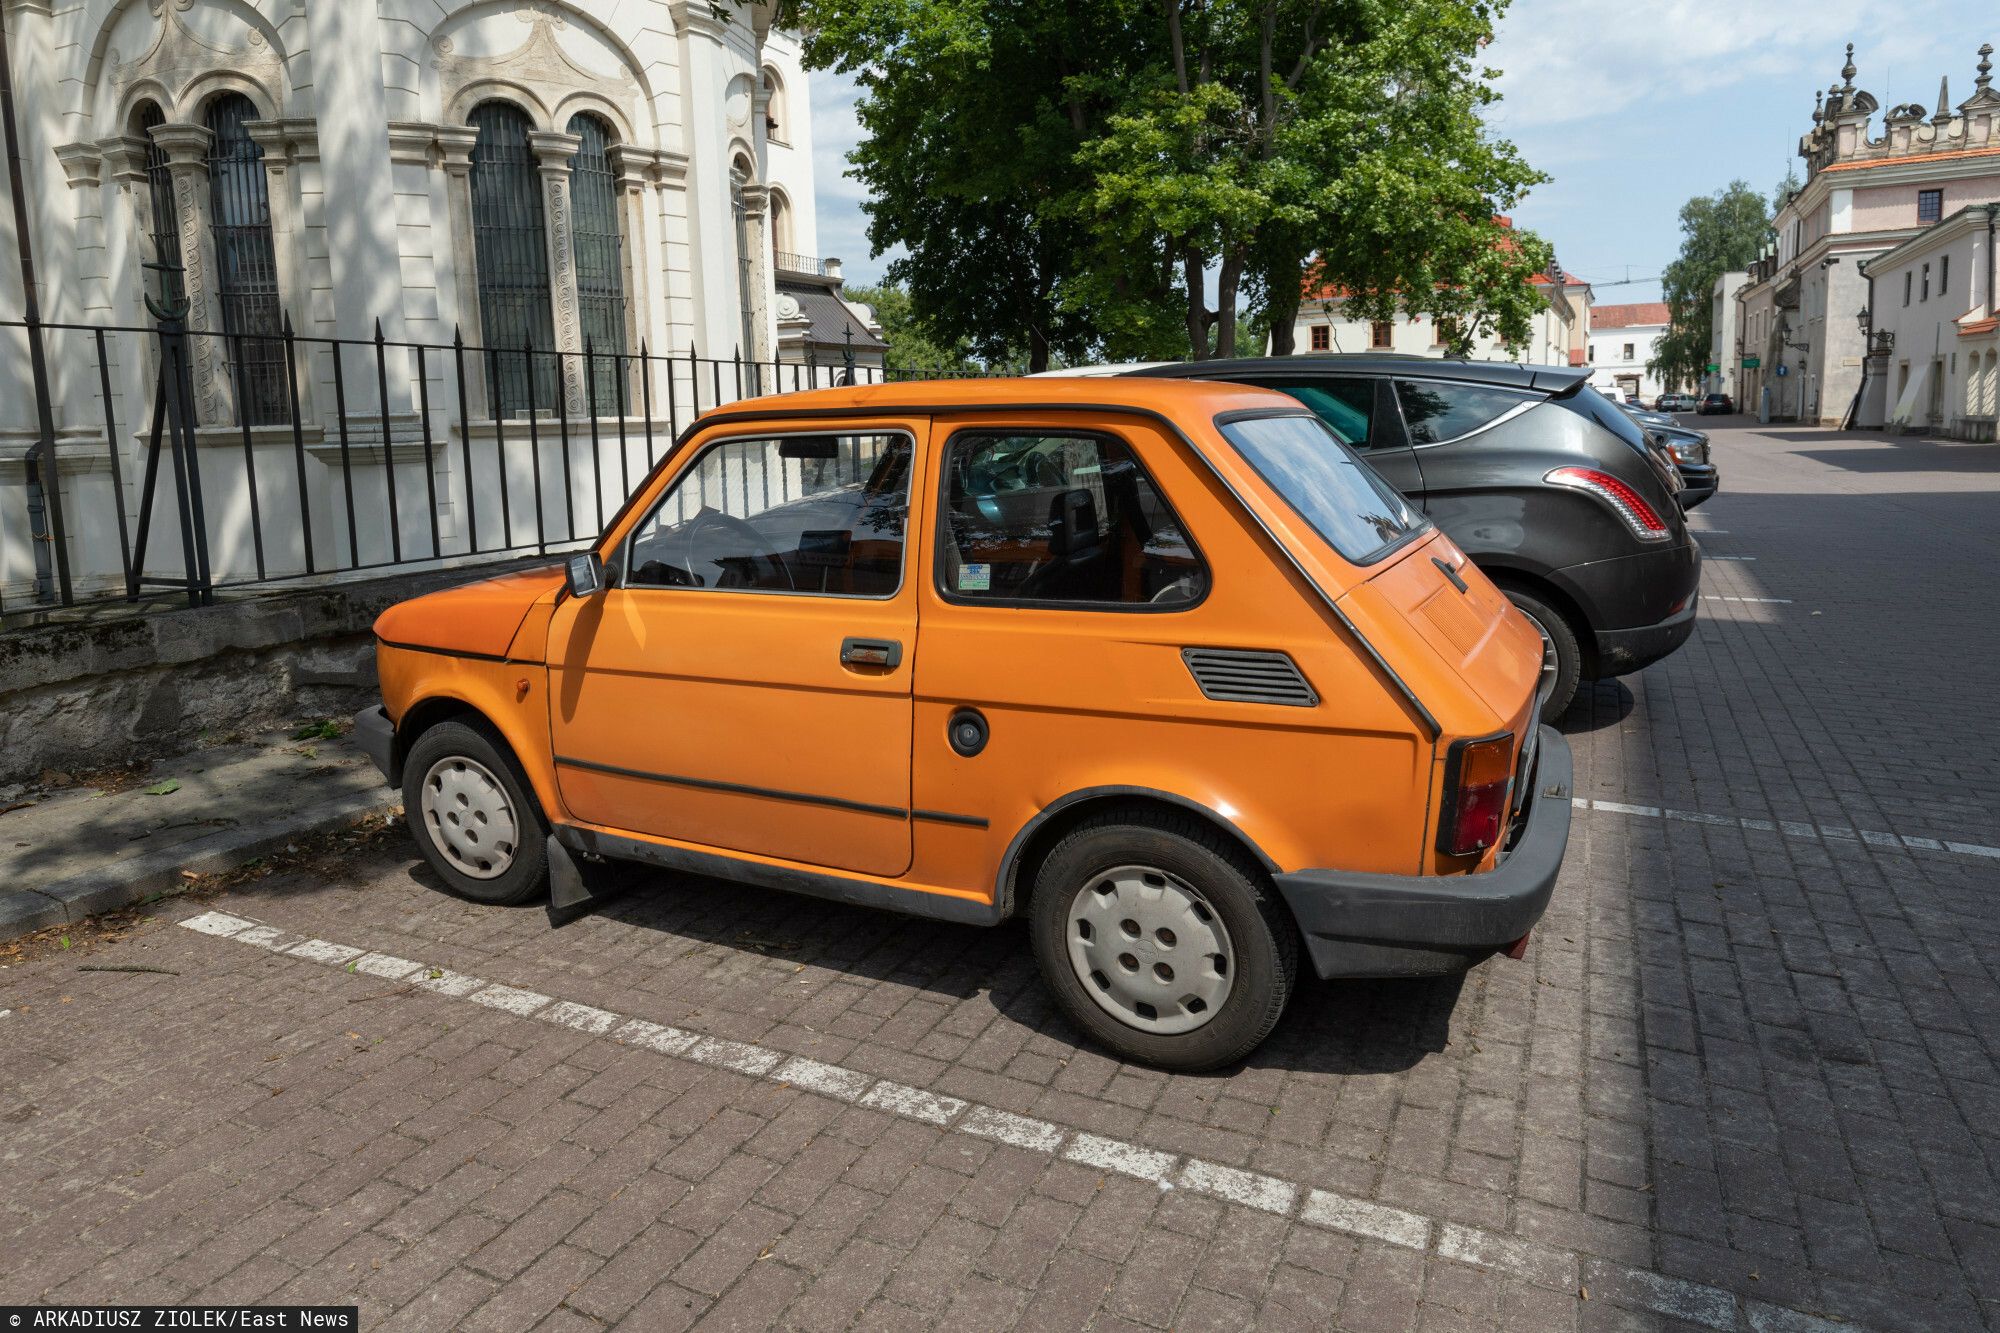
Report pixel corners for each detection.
[1439,731,1514,857]
[1545,466,1670,540]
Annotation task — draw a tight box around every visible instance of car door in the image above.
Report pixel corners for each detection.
[1236,375,1426,506]
[543,422,927,879]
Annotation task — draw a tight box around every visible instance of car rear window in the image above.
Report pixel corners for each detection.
[1393,379,1537,444]
[1215,413,1423,564]
[1553,385,1651,457]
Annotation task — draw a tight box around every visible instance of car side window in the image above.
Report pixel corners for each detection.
[1394,380,1536,445]
[938,431,1208,608]
[624,432,911,597]
[1257,378,1378,448]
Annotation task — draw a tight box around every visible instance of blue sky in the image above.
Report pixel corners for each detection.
[809,0,1996,308]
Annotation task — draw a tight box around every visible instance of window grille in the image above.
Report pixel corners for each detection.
[470,101,558,417]
[205,93,289,426]
[1917,189,1942,224]
[566,114,628,414]
[135,102,185,313]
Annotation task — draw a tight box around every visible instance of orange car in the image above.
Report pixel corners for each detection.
[355,378,1571,1070]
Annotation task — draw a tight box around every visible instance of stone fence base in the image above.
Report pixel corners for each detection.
[0,561,547,788]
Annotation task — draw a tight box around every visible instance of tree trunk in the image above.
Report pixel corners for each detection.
[1028,324,1051,375]
[1183,249,1209,360]
[1215,253,1243,358]
[1263,253,1302,356]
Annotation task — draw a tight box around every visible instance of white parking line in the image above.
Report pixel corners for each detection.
[1573,797,2000,861]
[1706,554,1757,561]
[172,908,1854,1332]
[1702,595,1792,604]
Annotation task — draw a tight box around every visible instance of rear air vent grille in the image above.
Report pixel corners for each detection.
[1181,649,1318,708]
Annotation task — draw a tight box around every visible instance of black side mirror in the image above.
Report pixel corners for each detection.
[565,552,605,599]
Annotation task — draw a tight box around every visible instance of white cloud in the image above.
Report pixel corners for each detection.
[1486,0,1974,131]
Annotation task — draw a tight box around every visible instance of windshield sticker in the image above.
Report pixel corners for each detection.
[960,563,992,591]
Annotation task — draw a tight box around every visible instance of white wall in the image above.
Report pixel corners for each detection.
[1586,325,1665,401]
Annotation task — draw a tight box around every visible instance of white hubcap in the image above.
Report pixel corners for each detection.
[420,756,519,880]
[1066,865,1234,1035]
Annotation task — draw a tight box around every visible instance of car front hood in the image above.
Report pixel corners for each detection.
[372,564,563,660]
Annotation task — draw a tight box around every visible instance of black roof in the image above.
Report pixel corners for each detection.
[1128,354,1590,395]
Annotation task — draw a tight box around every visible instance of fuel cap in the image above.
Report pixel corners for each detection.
[947,708,989,757]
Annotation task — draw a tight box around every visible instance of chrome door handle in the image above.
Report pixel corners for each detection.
[839,637,903,669]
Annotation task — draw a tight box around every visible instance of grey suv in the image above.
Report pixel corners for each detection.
[1130,356,1702,720]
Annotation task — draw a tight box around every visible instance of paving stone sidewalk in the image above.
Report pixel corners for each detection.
[1,420,1997,1331]
[0,728,396,937]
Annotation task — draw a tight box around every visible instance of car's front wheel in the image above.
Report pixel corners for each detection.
[1503,588,1581,723]
[1029,810,1297,1072]
[401,718,550,905]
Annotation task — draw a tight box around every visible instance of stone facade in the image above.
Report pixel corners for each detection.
[1733,41,2000,425]
[0,0,873,606]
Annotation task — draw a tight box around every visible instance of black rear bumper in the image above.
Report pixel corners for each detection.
[1272,727,1573,979]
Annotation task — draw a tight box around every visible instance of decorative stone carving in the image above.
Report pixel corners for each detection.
[54,143,105,191]
[145,121,234,424]
[433,10,635,120]
[114,1,286,118]
[530,130,587,410]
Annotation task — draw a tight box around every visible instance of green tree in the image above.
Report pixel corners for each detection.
[793,1,1155,371]
[1078,0,1550,358]
[1652,180,1774,390]
[842,282,995,376]
[791,0,1548,366]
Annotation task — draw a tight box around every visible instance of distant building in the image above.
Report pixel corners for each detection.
[1857,204,1999,438]
[1708,271,1749,399]
[1585,302,1668,402]
[1734,41,2000,425]
[1286,224,1592,367]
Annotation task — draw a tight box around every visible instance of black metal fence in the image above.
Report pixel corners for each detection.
[0,301,959,620]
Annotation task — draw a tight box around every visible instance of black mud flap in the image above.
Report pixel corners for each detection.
[545,833,634,926]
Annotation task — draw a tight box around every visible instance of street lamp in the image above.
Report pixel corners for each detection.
[1855,305,1869,337]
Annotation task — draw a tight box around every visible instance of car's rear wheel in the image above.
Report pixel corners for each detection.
[1029,810,1296,1072]
[1504,589,1581,723]
[401,719,549,905]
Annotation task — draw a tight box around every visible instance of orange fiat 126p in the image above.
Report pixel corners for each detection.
[356,378,1572,1070]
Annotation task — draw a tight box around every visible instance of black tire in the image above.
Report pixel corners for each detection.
[400,718,550,906]
[1029,809,1297,1072]
[1503,589,1581,724]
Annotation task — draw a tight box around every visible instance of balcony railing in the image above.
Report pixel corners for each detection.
[773,250,831,278]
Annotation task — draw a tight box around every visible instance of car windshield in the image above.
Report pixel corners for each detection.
[1215,412,1424,564]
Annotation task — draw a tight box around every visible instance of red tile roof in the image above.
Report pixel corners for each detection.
[1592,302,1669,329]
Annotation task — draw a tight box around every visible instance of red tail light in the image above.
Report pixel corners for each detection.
[1439,732,1514,857]
[1545,466,1670,540]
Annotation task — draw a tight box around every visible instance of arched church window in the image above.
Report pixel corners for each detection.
[204,92,288,425]
[566,112,626,412]
[469,100,557,416]
[762,67,786,142]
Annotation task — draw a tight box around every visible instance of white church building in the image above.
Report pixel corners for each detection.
[0,0,883,607]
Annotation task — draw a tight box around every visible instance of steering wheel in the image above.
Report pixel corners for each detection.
[676,510,795,591]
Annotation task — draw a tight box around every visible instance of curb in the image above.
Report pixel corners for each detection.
[0,790,402,942]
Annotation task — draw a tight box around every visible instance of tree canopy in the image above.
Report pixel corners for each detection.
[1651,180,1775,389]
[789,0,1551,368]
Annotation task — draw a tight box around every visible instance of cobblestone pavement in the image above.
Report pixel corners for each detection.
[3,420,1997,1331]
